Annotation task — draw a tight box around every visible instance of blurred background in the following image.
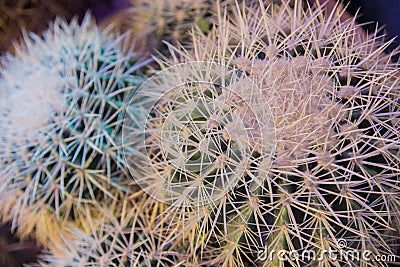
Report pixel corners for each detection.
[0,0,130,53]
[343,0,400,61]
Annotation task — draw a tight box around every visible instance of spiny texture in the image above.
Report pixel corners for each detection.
[0,14,143,247]
[129,1,399,266]
[38,195,184,267]
[124,62,275,207]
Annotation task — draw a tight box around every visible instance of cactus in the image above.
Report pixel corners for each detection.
[124,1,400,266]
[124,61,276,207]
[36,195,185,267]
[131,0,215,49]
[116,0,243,54]
[1,1,399,267]
[0,14,145,247]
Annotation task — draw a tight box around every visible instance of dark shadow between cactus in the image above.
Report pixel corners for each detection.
[0,221,42,267]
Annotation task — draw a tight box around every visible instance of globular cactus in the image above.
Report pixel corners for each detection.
[0,14,144,247]
[125,1,400,266]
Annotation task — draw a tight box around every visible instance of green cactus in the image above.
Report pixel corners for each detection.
[0,14,145,247]
[125,1,400,266]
